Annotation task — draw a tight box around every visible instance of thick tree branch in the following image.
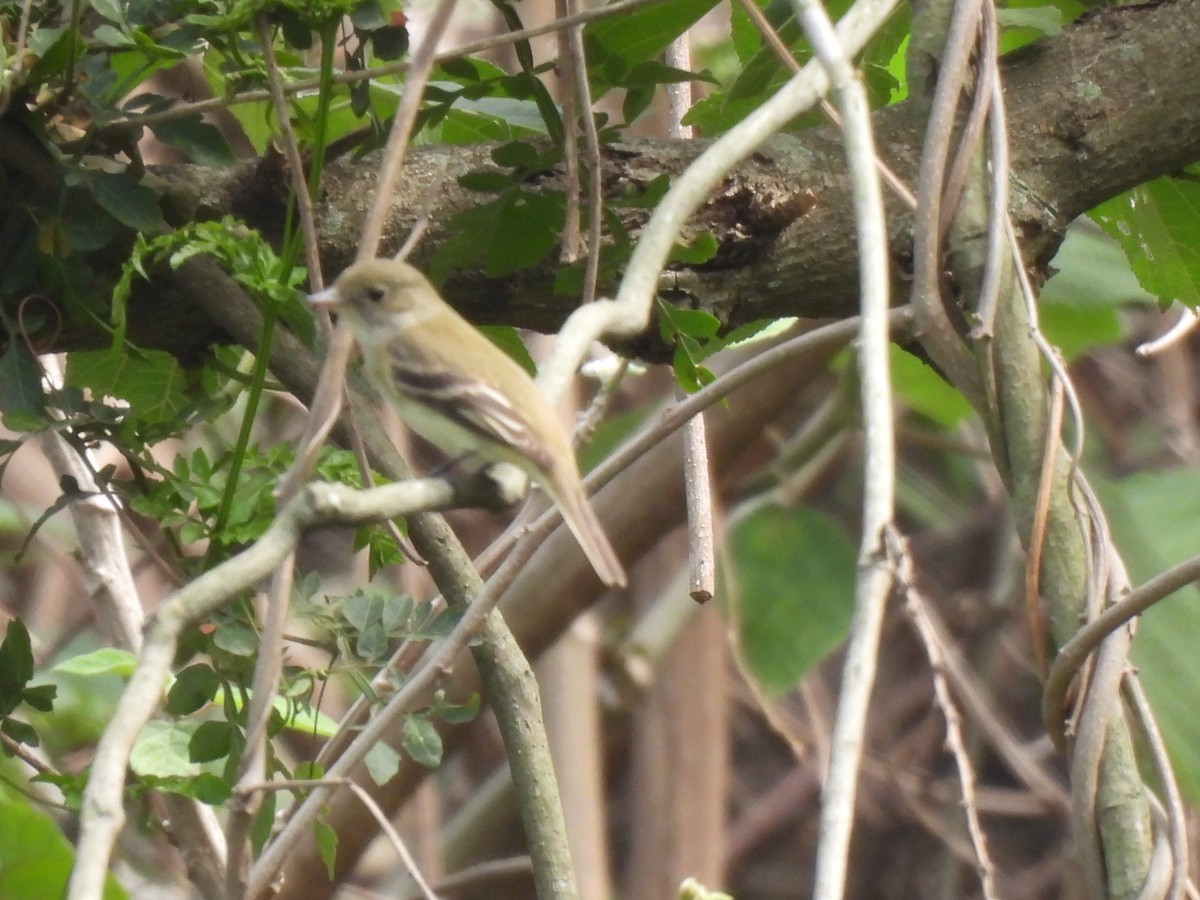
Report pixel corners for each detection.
[3,0,1197,359]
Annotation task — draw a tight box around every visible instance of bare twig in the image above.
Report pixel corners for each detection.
[358,1,459,260]
[787,1,897,898]
[237,778,442,900]
[901,580,999,900]
[65,477,465,900]
[108,0,667,132]
[536,0,904,409]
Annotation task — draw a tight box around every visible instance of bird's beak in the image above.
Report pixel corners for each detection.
[306,286,340,308]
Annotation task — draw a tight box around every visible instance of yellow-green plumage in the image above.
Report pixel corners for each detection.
[309,259,626,588]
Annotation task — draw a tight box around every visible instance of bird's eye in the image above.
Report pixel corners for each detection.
[366,286,385,303]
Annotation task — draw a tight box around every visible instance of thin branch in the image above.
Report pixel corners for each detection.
[535,0,904,408]
[358,1,459,259]
[107,0,667,132]
[1044,550,1200,748]
[790,0,896,897]
[901,580,999,900]
[65,477,465,900]
[224,17,330,893]
[237,778,442,900]
[665,30,716,603]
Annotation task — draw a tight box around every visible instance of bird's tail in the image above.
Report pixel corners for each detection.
[552,481,627,588]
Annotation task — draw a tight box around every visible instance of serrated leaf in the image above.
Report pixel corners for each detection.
[732,505,857,695]
[65,349,188,425]
[52,647,138,678]
[1093,178,1200,310]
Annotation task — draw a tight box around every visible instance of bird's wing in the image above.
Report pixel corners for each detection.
[386,353,554,471]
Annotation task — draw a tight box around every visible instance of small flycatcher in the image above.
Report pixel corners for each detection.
[308,259,626,588]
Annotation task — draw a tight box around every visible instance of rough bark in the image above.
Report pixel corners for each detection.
[2,1,1198,360]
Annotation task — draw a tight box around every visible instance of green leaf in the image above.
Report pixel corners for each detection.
[21,684,57,713]
[585,0,721,95]
[996,6,1062,35]
[273,696,339,737]
[350,0,387,31]
[86,171,166,233]
[891,345,973,427]
[166,664,220,715]
[149,117,236,167]
[731,505,857,694]
[1038,219,1147,358]
[186,773,233,805]
[0,793,128,899]
[371,25,408,61]
[131,720,202,778]
[0,620,35,714]
[457,171,515,193]
[477,326,537,376]
[52,647,138,678]
[65,349,188,426]
[377,593,416,637]
[1090,467,1200,803]
[658,300,720,341]
[1093,178,1200,311]
[669,232,718,265]
[0,343,46,421]
[92,24,135,49]
[2,718,38,745]
[402,715,443,768]
[188,720,235,763]
[484,191,565,277]
[364,740,402,785]
[491,140,541,170]
[431,691,480,725]
[315,820,338,879]
[90,0,126,24]
[211,621,258,657]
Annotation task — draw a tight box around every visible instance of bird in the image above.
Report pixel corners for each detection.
[307,258,627,588]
